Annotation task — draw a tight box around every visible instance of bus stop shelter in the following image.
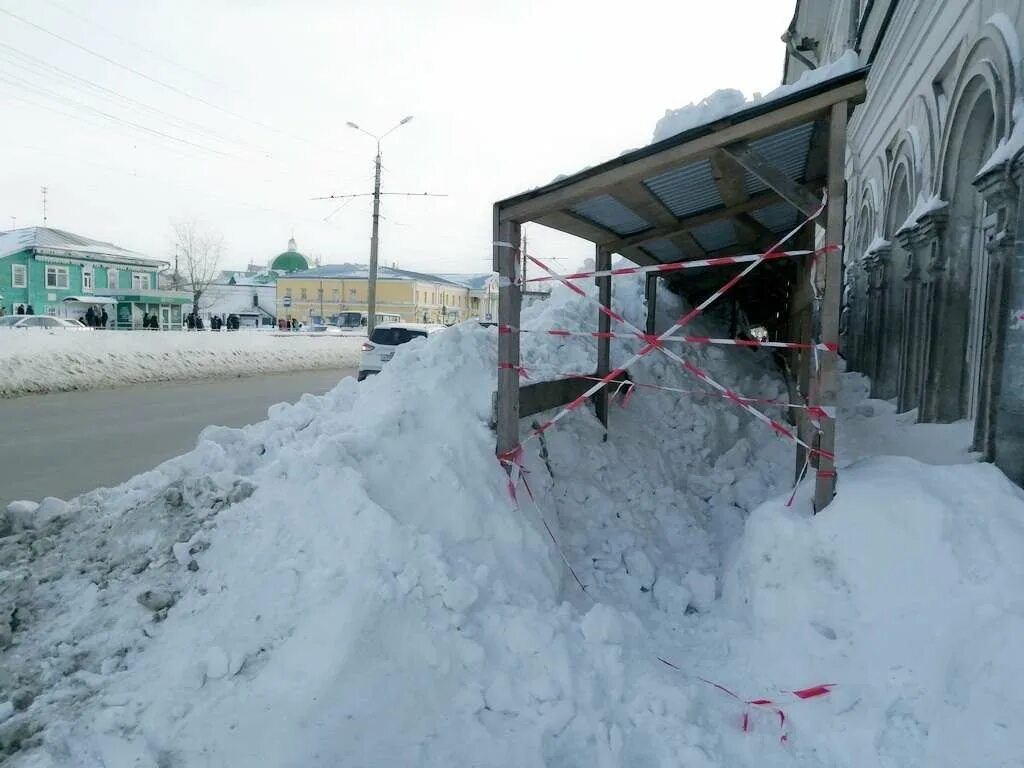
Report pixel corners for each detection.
[492,67,867,511]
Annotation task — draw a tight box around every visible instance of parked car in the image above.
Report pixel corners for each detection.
[0,315,91,331]
[306,324,344,335]
[358,323,444,381]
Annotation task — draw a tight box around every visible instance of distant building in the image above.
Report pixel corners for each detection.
[277,263,478,325]
[186,238,311,328]
[0,226,190,328]
[438,273,500,321]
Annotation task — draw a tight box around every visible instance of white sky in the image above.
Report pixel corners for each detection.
[0,0,794,275]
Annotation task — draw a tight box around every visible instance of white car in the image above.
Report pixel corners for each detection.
[358,322,444,381]
[0,315,91,331]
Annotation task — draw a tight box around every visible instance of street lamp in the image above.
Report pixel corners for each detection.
[346,116,414,334]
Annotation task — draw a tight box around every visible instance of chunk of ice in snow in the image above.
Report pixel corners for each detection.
[623,549,656,590]
[204,647,230,679]
[580,604,625,644]
[684,571,716,612]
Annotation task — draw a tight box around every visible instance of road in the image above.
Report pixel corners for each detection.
[0,367,356,510]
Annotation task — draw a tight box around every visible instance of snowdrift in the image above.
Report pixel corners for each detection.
[0,331,361,397]
[3,274,1023,767]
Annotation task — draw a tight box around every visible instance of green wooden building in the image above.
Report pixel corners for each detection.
[0,227,191,328]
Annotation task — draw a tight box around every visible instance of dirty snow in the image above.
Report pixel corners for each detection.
[2,271,1023,767]
[0,331,362,397]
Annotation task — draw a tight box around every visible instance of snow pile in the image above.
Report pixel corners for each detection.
[0,331,361,396]
[3,270,1024,767]
[898,193,948,233]
[652,50,861,143]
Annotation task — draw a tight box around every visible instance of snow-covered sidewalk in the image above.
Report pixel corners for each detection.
[0,330,362,397]
[1,274,1022,767]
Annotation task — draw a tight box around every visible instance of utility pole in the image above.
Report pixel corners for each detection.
[41,186,48,226]
[312,116,445,335]
[368,142,383,333]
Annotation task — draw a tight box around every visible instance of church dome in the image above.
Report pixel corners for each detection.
[271,237,309,272]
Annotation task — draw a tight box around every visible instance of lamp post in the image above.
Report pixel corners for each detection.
[345,115,413,334]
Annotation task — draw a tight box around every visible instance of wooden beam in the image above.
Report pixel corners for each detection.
[520,377,592,419]
[610,182,679,227]
[813,100,848,512]
[719,142,822,218]
[595,246,611,435]
[494,214,521,458]
[534,210,621,246]
[645,273,658,335]
[708,149,769,246]
[607,188,788,252]
[498,77,866,223]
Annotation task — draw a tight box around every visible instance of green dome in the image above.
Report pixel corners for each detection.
[271,237,309,272]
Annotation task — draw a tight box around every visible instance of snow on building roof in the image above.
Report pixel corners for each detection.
[0,226,161,266]
[435,273,497,291]
[285,263,467,287]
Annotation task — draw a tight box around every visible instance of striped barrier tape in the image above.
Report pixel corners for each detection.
[518,245,839,284]
[657,656,835,742]
[499,325,838,352]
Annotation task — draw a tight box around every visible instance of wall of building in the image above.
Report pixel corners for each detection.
[276,276,477,324]
[0,251,160,316]
[788,0,1024,481]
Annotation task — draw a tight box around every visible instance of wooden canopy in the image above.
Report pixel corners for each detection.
[493,67,867,510]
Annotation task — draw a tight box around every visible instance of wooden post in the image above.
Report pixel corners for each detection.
[595,245,612,436]
[645,272,658,335]
[494,207,522,457]
[814,100,848,511]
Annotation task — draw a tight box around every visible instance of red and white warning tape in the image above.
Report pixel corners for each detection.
[498,195,831,484]
[499,325,838,352]
[658,656,835,742]
[519,246,838,284]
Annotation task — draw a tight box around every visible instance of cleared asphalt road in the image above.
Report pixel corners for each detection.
[0,367,355,509]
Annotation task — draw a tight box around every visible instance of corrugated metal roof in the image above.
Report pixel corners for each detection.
[743,121,815,195]
[750,201,801,233]
[642,160,723,219]
[690,220,739,251]
[640,239,682,262]
[569,194,650,236]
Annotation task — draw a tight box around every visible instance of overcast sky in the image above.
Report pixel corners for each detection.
[0,0,794,274]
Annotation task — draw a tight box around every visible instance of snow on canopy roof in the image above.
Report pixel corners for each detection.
[286,263,467,287]
[496,52,867,261]
[0,226,160,265]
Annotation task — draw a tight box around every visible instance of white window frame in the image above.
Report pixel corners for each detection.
[105,267,117,290]
[45,306,58,317]
[46,265,69,289]
[82,267,94,292]
[11,264,26,288]
[131,272,150,290]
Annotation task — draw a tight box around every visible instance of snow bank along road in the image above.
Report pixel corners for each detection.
[0,330,362,397]
[0,367,355,510]
[1,272,1022,768]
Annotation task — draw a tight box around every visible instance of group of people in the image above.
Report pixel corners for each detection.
[7,304,36,316]
[276,318,302,331]
[185,312,242,331]
[140,311,160,330]
[210,314,240,331]
[83,305,110,328]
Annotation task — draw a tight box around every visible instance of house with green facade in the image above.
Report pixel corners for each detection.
[0,227,191,328]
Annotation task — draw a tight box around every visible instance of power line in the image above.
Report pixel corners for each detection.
[0,71,228,155]
[36,0,232,91]
[0,43,243,150]
[0,4,345,155]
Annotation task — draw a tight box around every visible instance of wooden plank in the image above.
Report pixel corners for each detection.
[494,213,522,457]
[608,188,788,251]
[719,142,822,218]
[610,182,678,227]
[498,78,866,223]
[645,273,658,335]
[595,246,612,435]
[520,377,593,419]
[813,100,848,512]
[534,210,621,247]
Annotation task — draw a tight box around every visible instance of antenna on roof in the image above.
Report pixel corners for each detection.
[41,186,48,226]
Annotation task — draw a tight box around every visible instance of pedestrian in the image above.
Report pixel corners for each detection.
[85,306,96,327]
[142,311,150,330]
[0,305,6,317]
[25,304,34,315]
[100,308,108,329]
